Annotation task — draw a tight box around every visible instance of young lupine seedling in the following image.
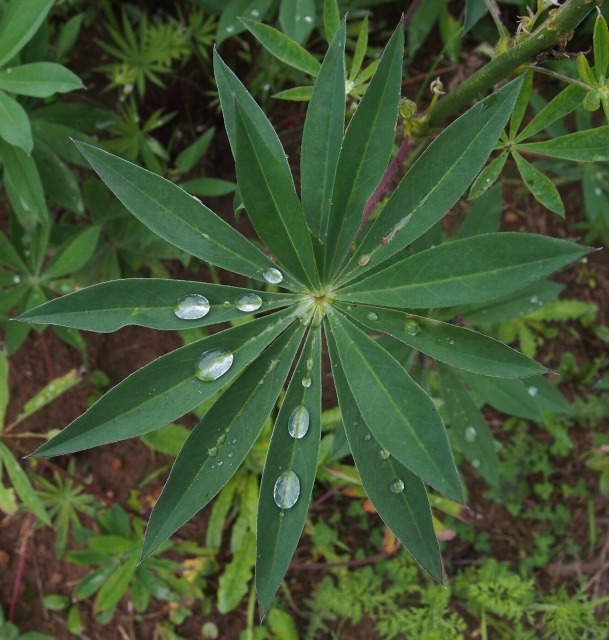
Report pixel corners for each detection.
[19,20,590,615]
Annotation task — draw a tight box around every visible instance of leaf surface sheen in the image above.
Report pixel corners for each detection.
[327,311,463,501]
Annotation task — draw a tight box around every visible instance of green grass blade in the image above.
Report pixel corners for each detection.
[337,233,589,309]
[336,76,523,286]
[301,20,346,243]
[340,305,545,378]
[327,311,463,501]
[142,323,306,559]
[438,365,499,486]
[18,279,294,332]
[74,141,301,290]
[256,328,322,617]
[328,350,442,581]
[234,103,317,288]
[33,309,297,457]
[323,22,404,279]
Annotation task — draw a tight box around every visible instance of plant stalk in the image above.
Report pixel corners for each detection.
[430,0,605,125]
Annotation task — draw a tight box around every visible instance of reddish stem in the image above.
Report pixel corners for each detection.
[9,512,35,622]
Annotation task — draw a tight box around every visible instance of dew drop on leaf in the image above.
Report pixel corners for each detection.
[465,426,477,443]
[301,376,312,388]
[223,301,231,308]
[357,254,371,266]
[263,268,283,284]
[377,448,390,459]
[306,357,314,371]
[174,294,210,320]
[273,470,300,509]
[528,386,538,397]
[195,348,234,382]
[235,293,263,312]
[367,311,379,321]
[363,433,371,441]
[472,459,481,468]
[390,479,405,493]
[288,405,310,439]
[208,447,218,457]
[405,319,420,336]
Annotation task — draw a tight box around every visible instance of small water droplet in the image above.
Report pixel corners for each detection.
[377,448,390,460]
[449,340,455,345]
[217,434,226,445]
[263,268,283,284]
[301,376,312,388]
[306,357,314,371]
[273,470,300,509]
[174,294,210,320]
[357,254,371,266]
[405,319,419,336]
[236,293,263,312]
[12,274,20,284]
[528,386,538,397]
[304,15,313,22]
[228,452,233,458]
[390,479,404,493]
[208,447,218,457]
[530,295,539,304]
[288,405,310,439]
[223,301,231,308]
[250,8,260,16]
[472,459,481,468]
[226,24,235,33]
[217,461,223,466]
[363,433,371,441]
[231,439,237,444]
[195,348,234,382]
[465,426,477,443]
[594,187,602,196]
[367,311,379,321]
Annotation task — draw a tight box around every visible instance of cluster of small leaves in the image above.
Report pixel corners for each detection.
[20,15,591,616]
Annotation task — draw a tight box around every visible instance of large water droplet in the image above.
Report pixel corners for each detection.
[196,348,234,382]
[405,319,419,336]
[367,311,379,321]
[288,405,310,439]
[357,254,371,266]
[377,448,390,460]
[236,293,262,312]
[472,459,481,468]
[391,479,405,493]
[174,294,210,320]
[363,433,371,441]
[208,447,218,457]
[273,470,300,509]
[263,268,283,284]
[528,386,538,397]
[301,376,312,388]
[465,426,477,443]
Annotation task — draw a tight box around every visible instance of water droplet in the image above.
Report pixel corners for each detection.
[236,293,262,312]
[226,24,235,33]
[208,447,218,457]
[273,470,300,509]
[196,348,234,382]
[377,448,390,460]
[363,433,371,441]
[268,359,280,372]
[357,254,371,266]
[367,311,379,321]
[465,426,477,443]
[217,461,223,466]
[12,274,20,284]
[306,357,314,371]
[301,376,312,388]
[228,452,233,458]
[223,301,231,308]
[528,386,538,397]
[263,268,283,284]
[217,434,226,445]
[304,15,313,22]
[391,479,405,493]
[449,340,455,345]
[472,459,481,468]
[530,295,539,304]
[594,187,602,196]
[405,319,419,336]
[174,294,210,320]
[250,8,260,16]
[288,405,310,439]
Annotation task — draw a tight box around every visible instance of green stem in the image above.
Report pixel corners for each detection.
[430,0,604,125]
[529,64,592,90]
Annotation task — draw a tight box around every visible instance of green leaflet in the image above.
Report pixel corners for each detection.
[75,141,301,289]
[337,233,589,309]
[516,126,609,162]
[279,0,316,44]
[326,311,463,502]
[323,22,404,279]
[340,305,545,378]
[142,322,306,559]
[300,20,346,242]
[512,151,564,216]
[0,90,32,153]
[328,348,442,581]
[0,0,54,67]
[0,62,83,97]
[33,309,297,457]
[468,151,508,200]
[256,328,322,617]
[18,279,293,331]
[234,103,318,287]
[337,76,524,286]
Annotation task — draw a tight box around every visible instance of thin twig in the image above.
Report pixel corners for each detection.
[8,512,35,622]
[289,548,398,572]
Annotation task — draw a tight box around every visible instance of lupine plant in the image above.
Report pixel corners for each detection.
[20,17,592,615]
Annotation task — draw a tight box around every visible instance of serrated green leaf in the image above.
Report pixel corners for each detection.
[33,309,297,457]
[594,13,609,81]
[234,102,317,287]
[141,323,305,559]
[324,22,404,277]
[301,20,346,242]
[512,151,564,216]
[323,0,340,43]
[326,312,463,501]
[341,305,545,378]
[75,141,298,289]
[0,63,83,97]
[516,126,609,162]
[256,328,322,616]
[95,556,138,613]
[18,279,293,331]
[517,83,588,142]
[468,151,508,200]
[338,76,523,285]
[337,233,588,309]
[230,473,258,553]
[218,531,255,613]
[44,226,101,279]
[0,90,32,153]
[329,351,442,580]
[0,0,54,67]
[279,0,316,44]
[438,365,499,486]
